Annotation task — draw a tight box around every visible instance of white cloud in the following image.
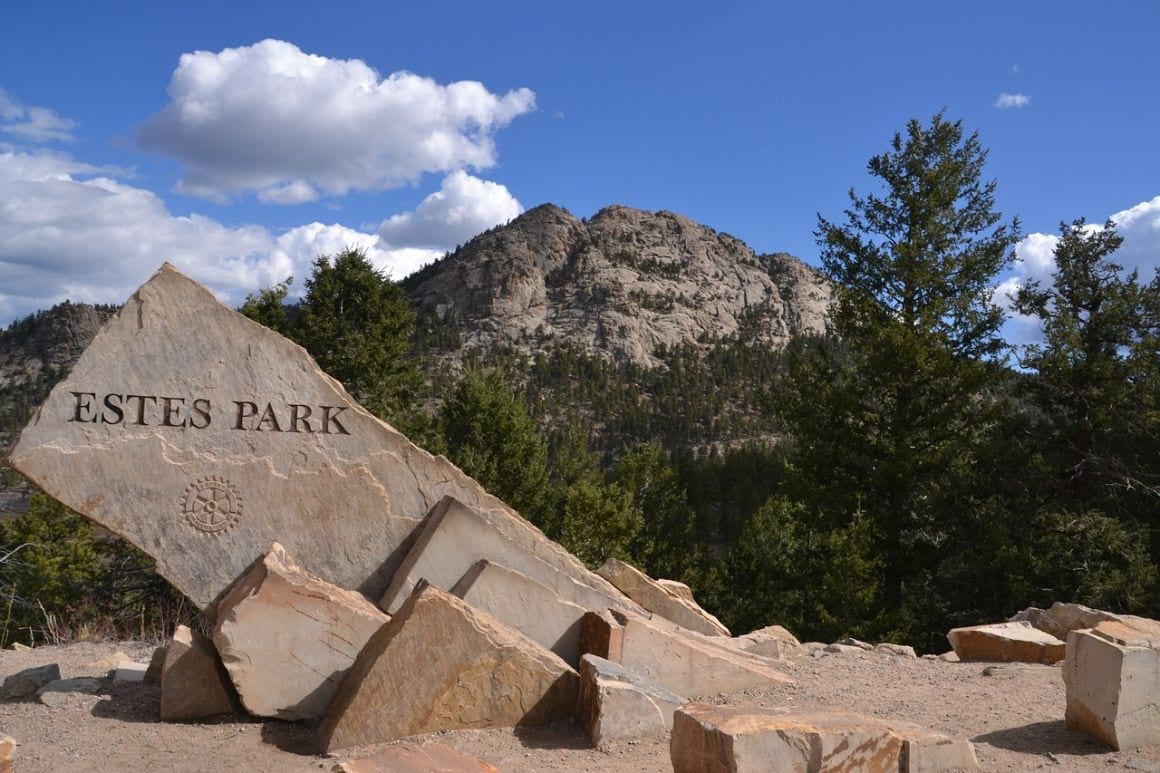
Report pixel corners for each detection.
[995,92,1031,110]
[378,170,522,250]
[0,89,77,143]
[0,149,523,324]
[997,195,1160,344]
[137,39,535,203]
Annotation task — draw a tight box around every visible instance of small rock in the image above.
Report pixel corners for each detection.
[875,643,917,658]
[113,660,148,682]
[578,654,685,749]
[837,637,874,651]
[88,650,131,676]
[801,642,827,653]
[36,677,103,707]
[8,643,30,652]
[937,651,960,663]
[1,663,61,700]
[982,664,1054,678]
[824,643,866,656]
[0,734,14,772]
[811,649,828,659]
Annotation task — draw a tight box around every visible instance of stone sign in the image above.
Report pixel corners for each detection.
[6,264,610,610]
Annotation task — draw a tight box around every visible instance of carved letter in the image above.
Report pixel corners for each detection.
[288,404,314,433]
[101,393,124,425]
[69,391,98,423]
[126,395,158,426]
[255,403,283,432]
[160,396,187,428]
[233,401,259,430]
[320,405,351,435]
[190,398,212,429]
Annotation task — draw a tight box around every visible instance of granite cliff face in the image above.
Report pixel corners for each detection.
[406,204,832,367]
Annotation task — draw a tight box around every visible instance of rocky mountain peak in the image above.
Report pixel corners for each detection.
[407,204,832,367]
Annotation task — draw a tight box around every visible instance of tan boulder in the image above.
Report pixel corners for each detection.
[1063,617,1160,750]
[213,542,389,720]
[112,660,148,682]
[0,735,13,773]
[947,621,1065,664]
[450,559,586,666]
[580,609,625,663]
[597,558,729,636]
[670,704,977,773]
[144,644,168,684]
[331,742,499,772]
[161,624,240,721]
[584,609,790,697]
[320,583,578,752]
[657,578,697,604]
[876,643,918,658]
[579,654,686,749]
[733,624,800,659]
[379,496,636,616]
[1011,602,1124,641]
[7,264,605,612]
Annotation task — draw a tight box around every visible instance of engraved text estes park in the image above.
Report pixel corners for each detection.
[66,392,352,435]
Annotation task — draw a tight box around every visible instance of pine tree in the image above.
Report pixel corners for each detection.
[783,113,1020,627]
[616,442,700,580]
[239,275,294,335]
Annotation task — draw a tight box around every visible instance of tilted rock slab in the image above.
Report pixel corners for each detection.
[1063,617,1160,750]
[656,578,697,604]
[947,621,1066,664]
[597,558,729,636]
[450,559,586,667]
[1010,602,1124,641]
[161,624,240,721]
[332,742,499,773]
[379,496,636,616]
[320,583,578,752]
[213,541,389,720]
[671,704,978,773]
[579,653,685,749]
[582,609,790,697]
[7,264,608,611]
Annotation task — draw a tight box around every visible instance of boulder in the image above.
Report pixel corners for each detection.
[1063,617,1160,750]
[656,578,697,604]
[597,558,729,636]
[213,541,389,720]
[582,609,791,697]
[836,637,874,651]
[319,583,578,752]
[670,704,977,772]
[578,654,686,749]
[450,559,586,666]
[144,644,168,684]
[876,643,918,658]
[331,742,499,772]
[161,624,240,721]
[36,677,103,707]
[947,621,1066,664]
[112,660,148,682]
[824,643,866,656]
[379,496,635,616]
[580,609,624,663]
[733,624,800,660]
[937,651,960,663]
[1010,602,1123,641]
[1,663,61,700]
[0,735,13,773]
[7,263,606,611]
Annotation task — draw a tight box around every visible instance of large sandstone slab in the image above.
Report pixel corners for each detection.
[671,704,977,773]
[579,654,685,749]
[450,559,586,666]
[213,542,389,720]
[583,609,790,697]
[379,496,636,616]
[947,621,1066,664]
[332,742,499,772]
[1011,602,1124,641]
[1063,617,1160,750]
[7,264,603,610]
[597,558,729,636]
[320,583,578,752]
[161,624,240,721]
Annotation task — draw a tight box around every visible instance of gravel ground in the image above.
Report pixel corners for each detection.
[1,640,1157,772]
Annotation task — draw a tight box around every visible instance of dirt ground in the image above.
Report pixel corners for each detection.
[1,640,1158,772]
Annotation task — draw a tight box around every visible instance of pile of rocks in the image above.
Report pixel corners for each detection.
[3,265,979,770]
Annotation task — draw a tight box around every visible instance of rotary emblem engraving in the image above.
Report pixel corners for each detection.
[181,476,242,535]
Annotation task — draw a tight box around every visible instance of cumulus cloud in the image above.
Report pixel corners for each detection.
[0,150,524,323]
[995,92,1030,110]
[0,88,77,143]
[137,39,535,203]
[997,195,1160,344]
[378,170,522,250]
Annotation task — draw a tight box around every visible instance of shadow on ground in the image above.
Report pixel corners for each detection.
[974,720,1108,757]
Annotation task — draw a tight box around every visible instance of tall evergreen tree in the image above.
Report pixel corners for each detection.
[783,113,1020,628]
[297,248,422,426]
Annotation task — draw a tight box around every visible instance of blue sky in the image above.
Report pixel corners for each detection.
[1,1,1157,339]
